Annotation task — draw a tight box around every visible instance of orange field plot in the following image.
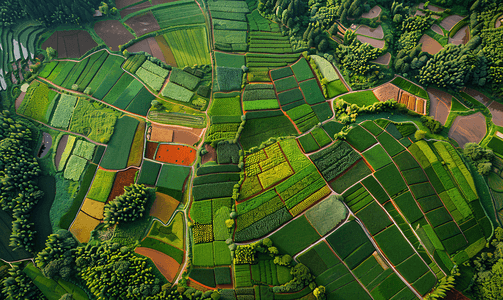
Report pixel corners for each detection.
[407,96,416,110]
[107,168,138,202]
[135,247,181,282]
[149,123,203,146]
[69,212,101,243]
[373,83,399,102]
[149,192,180,224]
[80,198,105,220]
[417,99,425,114]
[155,144,196,166]
[400,93,409,104]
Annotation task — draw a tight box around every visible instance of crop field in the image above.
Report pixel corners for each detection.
[345,125,377,152]
[248,31,292,53]
[391,77,429,99]
[311,140,361,182]
[155,144,196,166]
[245,53,300,82]
[285,104,320,133]
[269,216,321,255]
[69,99,120,144]
[239,113,298,150]
[87,169,116,202]
[156,164,191,198]
[50,94,77,129]
[100,116,140,170]
[299,79,326,105]
[151,0,205,28]
[362,145,392,171]
[163,26,211,67]
[80,198,105,220]
[339,90,379,107]
[135,247,181,283]
[149,192,179,224]
[69,211,101,243]
[18,81,56,123]
[330,159,372,194]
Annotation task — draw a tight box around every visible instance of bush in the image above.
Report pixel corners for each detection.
[103,184,150,226]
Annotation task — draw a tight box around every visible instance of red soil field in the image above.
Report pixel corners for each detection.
[107,168,138,202]
[135,247,180,282]
[443,289,471,300]
[125,11,160,35]
[155,144,196,166]
[120,1,152,18]
[41,30,98,58]
[145,141,159,159]
[428,87,452,125]
[149,192,180,224]
[448,112,486,147]
[94,20,134,51]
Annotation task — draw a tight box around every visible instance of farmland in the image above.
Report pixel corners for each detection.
[2,0,502,299]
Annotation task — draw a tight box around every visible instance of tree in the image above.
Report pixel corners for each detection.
[318,39,328,52]
[103,184,150,227]
[464,143,494,176]
[46,47,57,60]
[314,286,326,300]
[414,129,426,140]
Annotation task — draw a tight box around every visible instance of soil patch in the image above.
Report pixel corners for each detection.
[463,88,492,106]
[126,38,151,54]
[496,15,502,28]
[356,35,385,49]
[155,35,177,66]
[145,141,159,159]
[116,0,143,9]
[120,1,152,18]
[361,6,381,19]
[448,112,486,147]
[42,30,98,58]
[431,24,444,36]
[443,289,471,300]
[155,144,196,166]
[371,52,391,66]
[15,91,25,110]
[374,82,400,102]
[135,247,181,282]
[125,11,160,36]
[427,87,452,125]
[150,124,203,145]
[201,144,216,165]
[148,37,166,63]
[38,132,52,158]
[419,34,443,55]
[54,134,69,170]
[94,20,134,51]
[449,25,470,45]
[488,101,503,127]
[356,25,384,39]
[149,192,180,224]
[107,168,138,202]
[440,15,465,31]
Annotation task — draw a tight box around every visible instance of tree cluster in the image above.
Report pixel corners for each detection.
[0,110,42,252]
[334,30,382,76]
[103,184,150,227]
[0,0,27,27]
[1,263,45,299]
[334,98,405,124]
[420,115,443,134]
[466,227,503,299]
[463,143,493,175]
[35,229,78,280]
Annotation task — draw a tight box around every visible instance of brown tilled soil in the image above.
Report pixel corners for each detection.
[135,247,180,282]
[116,0,143,9]
[463,88,493,106]
[125,11,160,36]
[440,15,465,31]
[449,25,470,45]
[15,91,25,110]
[361,5,381,19]
[120,1,152,18]
[41,30,97,58]
[431,24,444,35]
[371,52,391,66]
[428,87,452,125]
[373,83,400,102]
[148,37,166,63]
[443,289,471,300]
[150,123,203,145]
[149,192,179,224]
[155,35,177,66]
[488,101,503,127]
[201,144,217,165]
[94,20,134,51]
[356,35,385,49]
[107,168,138,203]
[496,15,502,28]
[419,34,443,55]
[356,25,384,39]
[145,141,159,159]
[54,135,69,170]
[126,38,151,54]
[448,112,486,146]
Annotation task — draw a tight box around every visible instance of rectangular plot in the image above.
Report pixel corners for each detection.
[326,221,369,260]
[315,264,348,286]
[374,225,415,265]
[394,192,424,223]
[346,125,377,152]
[278,88,304,105]
[299,79,325,105]
[274,76,298,93]
[434,221,461,240]
[102,73,135,104]
[426,207,452,227]
[314,241,342,268]
[343,242,376,269]
[396,254,429,283]
[393,151,420,171]
[269,216,320,255]
[374,164,407,198]
[331,159,372,194]
[270,66,293,80]
[378,131,405,156]
[410,182,437,200]
[361,176,389,204]
[329,280,372,300]
[291,58,314,82]
[363,145,392,171]
[356,201,393,235]
[402,168,428,185]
